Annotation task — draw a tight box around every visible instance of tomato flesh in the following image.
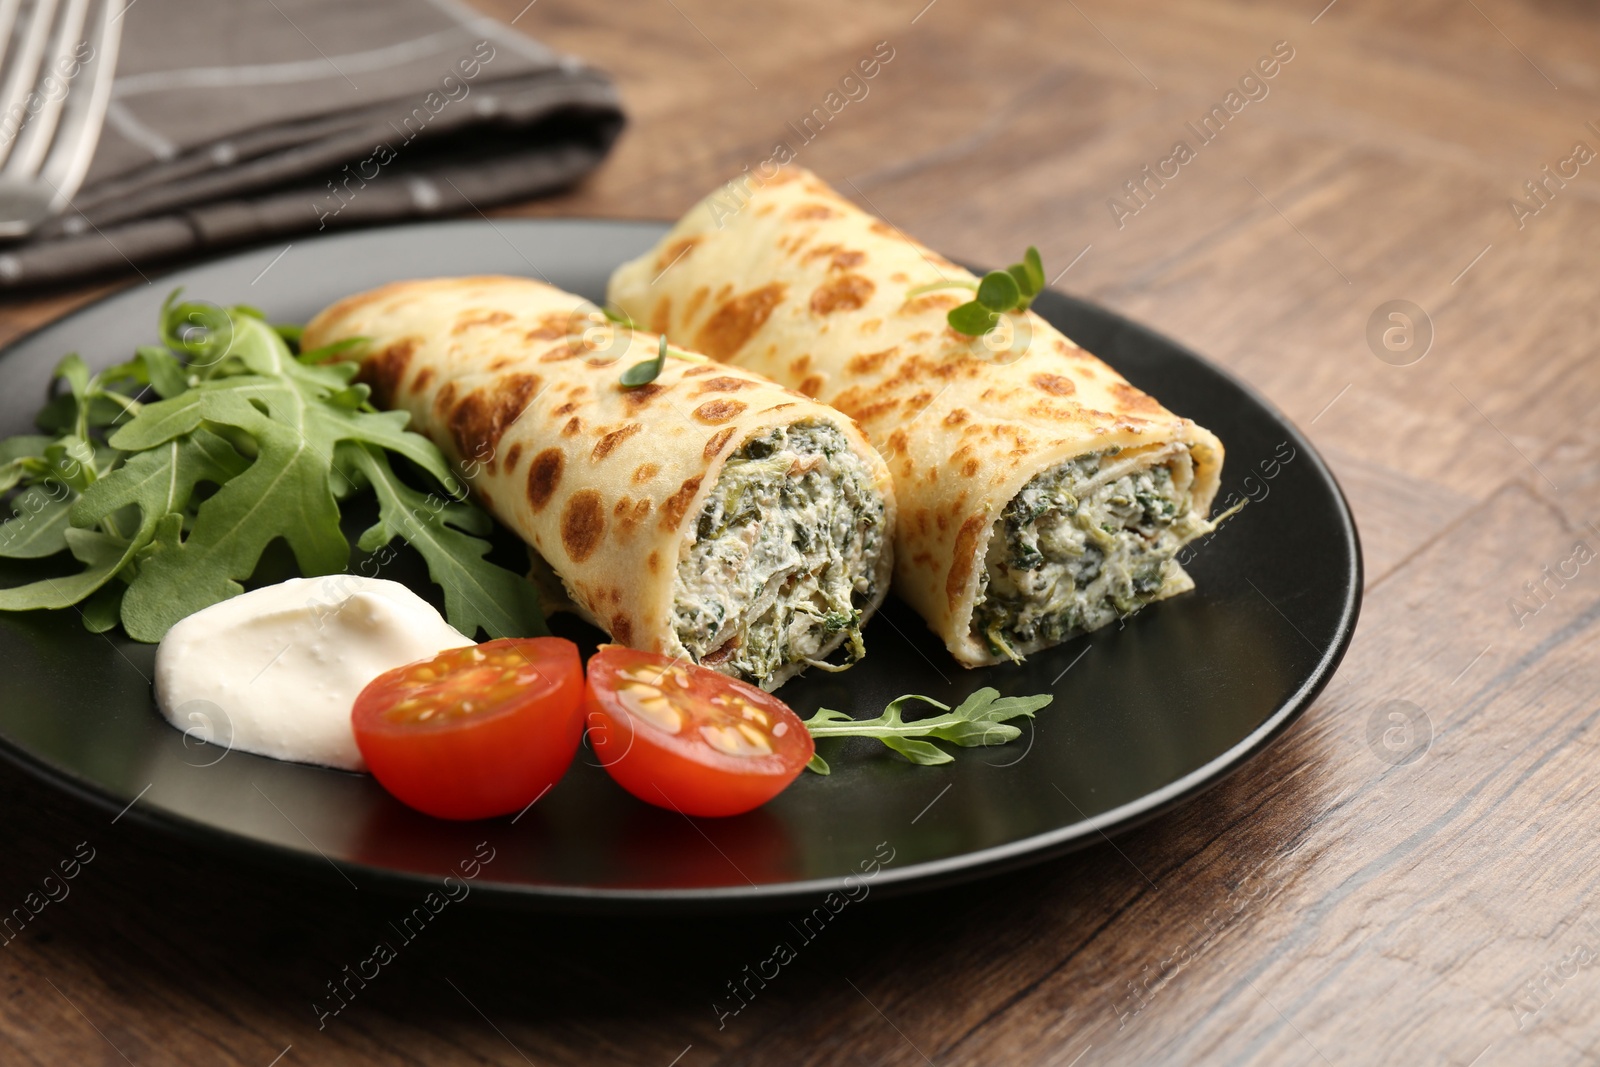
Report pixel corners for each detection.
[584,647,814,817]
[353,638,584,820]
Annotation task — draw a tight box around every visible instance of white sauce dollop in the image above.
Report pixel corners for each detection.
[154,576,473,771]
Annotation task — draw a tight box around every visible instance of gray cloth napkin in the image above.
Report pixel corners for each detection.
[0,0,624,289]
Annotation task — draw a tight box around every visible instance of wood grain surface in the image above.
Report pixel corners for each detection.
[3,0,1598,1063]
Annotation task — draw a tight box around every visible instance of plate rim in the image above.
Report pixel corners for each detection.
[0,218,1363,910]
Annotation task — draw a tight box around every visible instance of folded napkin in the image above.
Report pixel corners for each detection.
[0,0,624,289]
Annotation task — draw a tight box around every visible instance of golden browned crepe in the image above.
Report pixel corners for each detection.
[609,170,1225,667]
[303,276,896,689]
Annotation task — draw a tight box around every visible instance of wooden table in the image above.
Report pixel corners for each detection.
[3,0,1597,1063]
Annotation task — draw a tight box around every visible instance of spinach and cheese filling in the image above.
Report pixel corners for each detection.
[673,421,886,689]
[971,446,1217,661]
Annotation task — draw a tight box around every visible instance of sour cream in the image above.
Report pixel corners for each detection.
[154,576,472,771]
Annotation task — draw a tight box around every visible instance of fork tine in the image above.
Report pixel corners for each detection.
[0,0,60,170]
[6,0,90,179]
[40,0,121,208]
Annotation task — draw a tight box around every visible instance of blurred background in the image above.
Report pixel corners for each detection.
[2,1,1599,1065]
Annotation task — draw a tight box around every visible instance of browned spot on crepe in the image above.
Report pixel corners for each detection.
[609,613,634,645]
[810,274,875,315]
[685,286,710,320]
[904,292,962,314]
[526,449,564,512]
[447,373,540,467]
[1032,373,1077,397]
[650,296,673,336]
[693,399,746,424]
[802,242,838,261]
[947,514,988,610]
[694,284,785,360]
[660,476,703,531]
[592,423,642,461]
[632,462,659,484]
[307,284,401,334]
[1109,382,1165,414]
[452,310,513,334]
[561,490,605,563]
[703,426,736,459]
[847,346,897,375]
[850,397,902,423]
[623,383,667,410]
[615,497,652,540]
[657,237,700,271]
[789,203,837,220]
[694,376,753,395]
[355,338,416,408]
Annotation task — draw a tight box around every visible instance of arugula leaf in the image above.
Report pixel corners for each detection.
[72,430,247,542]
[801,687,1052,774]
[80,581,126,634]
[108,317,463,640]
[135,345,189,399]
[0,528,132,611]
[295,336,364,367]
[0,436,52,495]
[350,445,546,640]
[0,292,543,643]
[115,407,351,639]
[0,434,109,559]
[0,487,74,559]
[55,354,92,407]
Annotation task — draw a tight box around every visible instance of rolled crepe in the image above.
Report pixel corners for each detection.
[302,276,896,690]
[609,170,1225,667]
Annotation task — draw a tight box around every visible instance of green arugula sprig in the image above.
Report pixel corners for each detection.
[0,292,546,643]
[600,301,708,387]
[620,332,708,387]
[621,335,670,387]
[802,687,1052,774]
[913,246,1046,337]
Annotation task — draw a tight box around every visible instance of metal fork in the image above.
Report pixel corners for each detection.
[0,0,124,239]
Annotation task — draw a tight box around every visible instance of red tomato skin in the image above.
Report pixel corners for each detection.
[584,648,814,818]
[353,638,584,821]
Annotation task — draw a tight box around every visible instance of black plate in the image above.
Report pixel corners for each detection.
[0,220,1360,910]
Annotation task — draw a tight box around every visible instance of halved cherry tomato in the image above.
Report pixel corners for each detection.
[353,638,584,820]
[584,647,814,817]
